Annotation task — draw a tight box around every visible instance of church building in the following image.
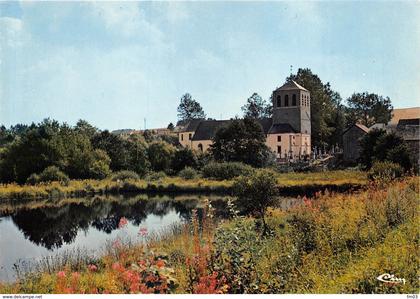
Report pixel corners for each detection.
[178,80,312,161]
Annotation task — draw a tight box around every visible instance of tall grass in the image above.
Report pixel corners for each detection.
[1,177,417,294]
[0,170,367,202]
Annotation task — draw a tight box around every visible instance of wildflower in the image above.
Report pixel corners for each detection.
[112,262,124,272]
[138,226,148,237]
[112,239,121,248]
[303,196,312,207]
[118,217,128,228]
[88,264,98,272]
[138,260,147,267]
[155,259,165,268]
[57,271,66,278]
[71,272,80,280]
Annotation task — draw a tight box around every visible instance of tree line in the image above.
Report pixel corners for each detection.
[0,67,408,184]
[176,68,394,149]
[0,119,188,184]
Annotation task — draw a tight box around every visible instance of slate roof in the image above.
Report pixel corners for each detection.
[191,120,231,141]
[258,118,273,134]
[268,123,297,134]
[181,119,204,132]
[274,80,309,92]
[190,118,275,141]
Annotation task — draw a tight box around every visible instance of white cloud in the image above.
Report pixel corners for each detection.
[89,2,163,41]
[0,17,24,48]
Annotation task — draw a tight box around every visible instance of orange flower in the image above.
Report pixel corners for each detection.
[155,259,165,268]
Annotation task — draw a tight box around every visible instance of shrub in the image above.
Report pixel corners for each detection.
[147,141,176,173]
[89,149,111,179]
[212,220,260,293]
[368,161,404,182]
[110,170,140,182]
[26,173,40,185]
[171,148,197,173]
[178,167,198,180]
[145,171,167,181]
[26,166,70,185]
[202,162,252,180]
[233,169,278,234]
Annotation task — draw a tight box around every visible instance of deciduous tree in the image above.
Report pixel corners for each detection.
[241,93,272,119]
[210,118,271,167]
[346,92,393,127]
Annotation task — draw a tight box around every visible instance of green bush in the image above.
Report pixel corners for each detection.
[171,147,197,173]
[145,171,167,181]
[89,149,111,179]
[26,173,40,185]
[178,167,198,180]
[368,161,404,182]
[202,162,252,180]
[26,166,70,185]
[233,169,278,234]
[213,219,263,293]
[110,170,140,181]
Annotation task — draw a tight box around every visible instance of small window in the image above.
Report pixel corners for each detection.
[293,136,295,139]
[276,95,281,107]
[277,135,281,142]
[198,144,203,152]
[292,94,297,106]
[181,134,184,141]
[277,146,281,154]
[189,133,192,140]
[285,95,289,106]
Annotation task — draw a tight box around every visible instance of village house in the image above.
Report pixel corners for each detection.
[178,80,312,161]
[342,124,370,162]
[342,107,420,165]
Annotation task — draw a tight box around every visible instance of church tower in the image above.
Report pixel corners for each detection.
[272,80,311,135]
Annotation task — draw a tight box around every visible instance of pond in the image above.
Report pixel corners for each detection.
[0,194,301,282]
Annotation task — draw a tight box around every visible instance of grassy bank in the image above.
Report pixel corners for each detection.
[0,177,417,294]
[0,170,367,201]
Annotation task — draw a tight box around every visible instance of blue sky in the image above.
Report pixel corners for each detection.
[1,1,419,130]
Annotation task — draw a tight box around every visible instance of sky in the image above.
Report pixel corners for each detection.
[1,1,419,131]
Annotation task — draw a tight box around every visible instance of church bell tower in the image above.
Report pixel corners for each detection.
[272,80,311,135]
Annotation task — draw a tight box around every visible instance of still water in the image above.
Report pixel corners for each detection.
[0,194,300,282]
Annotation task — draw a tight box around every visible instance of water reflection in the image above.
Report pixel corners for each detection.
[1,195,227,250]
[0,194,300,282]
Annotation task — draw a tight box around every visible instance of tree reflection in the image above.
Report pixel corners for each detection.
[6,195,228,250]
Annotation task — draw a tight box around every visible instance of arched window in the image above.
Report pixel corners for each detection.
[292,94,297,106]
[285,95,289,106]
[198,144,203,152]
[276,95,281,107]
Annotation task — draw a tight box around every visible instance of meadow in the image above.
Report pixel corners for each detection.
[0,170,366,202]
[0,176,417,294]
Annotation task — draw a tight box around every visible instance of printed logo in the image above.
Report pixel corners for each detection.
[376,273,406,285]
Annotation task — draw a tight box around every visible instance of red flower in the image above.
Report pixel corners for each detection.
[88,264,97,272]
[138,226,148,237]
[155,259,165,268]
[57,271,66,278]
[118,217,128,228]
